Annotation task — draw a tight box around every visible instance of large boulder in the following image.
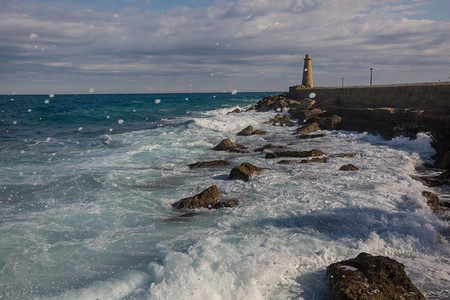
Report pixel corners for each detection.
[228,162,263,181]
[265,149,324,159]
[290,108,326,122]
[188,160,230,169]
[327,252,426,300]
[295,122,321,135]
[315,115,342,130]
[172,185,220,209]
[213,139,247,152]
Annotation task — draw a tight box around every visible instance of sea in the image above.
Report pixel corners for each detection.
[0,92,449,300]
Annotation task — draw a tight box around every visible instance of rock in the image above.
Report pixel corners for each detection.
[290,108,325,122]
[252,129,267,135]
[294,122,321,135]
[172,185,220,209]
[228,162,263,181]
[227,108,241,114]
[330,153,359,158]
[438,169,450,183]
[439,150,450,169]
[315,115,342,130]
[264,114,294,126]
[246,105,257,111]
[237,125,254,136]
[278,160,297,165]
[327,252,426,300]
[254,144,288,152]
[422,191,450,212]
[340,164,359,171]
[300,157,329,163]
[265,149,325,159]
[298,133,326,139]
[212,199,239,209]
[236,126,267,136]
[213,139,247,152]
[255,94,288,111]
[297,98,316,110]
[188,160,230,169]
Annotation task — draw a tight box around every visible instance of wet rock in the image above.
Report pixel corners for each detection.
[294,122,320,135]
[254,144,288,152]
[278,160,298,165]
[265,149,325,159]
[255,94,289,111]
[422,191,450,212]
[315,115,342,130]
[290,108,326,122]
[227,108,241,114]
[297,98,316,110]
[298,133,326,139]
[228,162,263,181]
[246,105,257,111]
[252,129,267,135]
[327,252,426,300]
[340,164,359,171]
[300,157,329,163]
[188,160,230,169]
[439,151,450,169]
[237,125,254,136]
[330,153,359,158]
[236,126,267,136]
[212,199,239,209]
[264,114,294,127]
[172,185,220,209]
[213,139,247,152]
[439,169,450,183]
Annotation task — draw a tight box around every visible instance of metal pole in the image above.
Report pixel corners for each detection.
[342,77,344,87]
[370,68,373,86]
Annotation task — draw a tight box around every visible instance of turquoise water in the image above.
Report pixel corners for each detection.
[0,93,449,299]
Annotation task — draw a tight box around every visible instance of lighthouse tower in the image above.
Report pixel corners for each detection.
[301,54,313,88]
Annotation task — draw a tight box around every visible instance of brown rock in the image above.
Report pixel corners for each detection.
[227,108,241,114]
[316,115,342,130]
[237,126,254,136]
[291,108,325,122]
[172,185,220,209]
[300,157,329,163]
[264,114,294,126]
[298,133,326,139]
[213,139,247,151]
[265,149,325,159]
[278,160,298,165]
[252,129,267,135]
[422,191,450,212]
[188,160,230,169]
[254,144,288,152]
[212,199,239,209]
[327,252,426,300]
[246,105,257,111]
[330,153,359,158]
[340,164,359,171]
[295,122,321,135]
[228,162,263,181]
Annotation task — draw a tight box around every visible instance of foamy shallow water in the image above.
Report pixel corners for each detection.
[1,94,449,299]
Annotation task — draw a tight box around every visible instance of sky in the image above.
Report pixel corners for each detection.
[1,0,450,94]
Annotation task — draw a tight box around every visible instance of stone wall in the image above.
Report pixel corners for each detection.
[289,82,450,111]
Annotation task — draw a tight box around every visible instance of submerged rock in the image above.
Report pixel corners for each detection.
[213,139,247,152]
[300,157,329,163]
[228,162,263,181]
[227,108,241,114]
[339,164,359,171]
[278,160,298,165]
[188,160,230,169]
[254,144,288,152]
[265,149,324,159]
[252,129,267,135]
[298,133,326,139]
[316,115,342,130]
[327,252,426,300]
[212,199,239,209]
[172,185,220,209]
[422,191,450,212]
[294,122,320,135]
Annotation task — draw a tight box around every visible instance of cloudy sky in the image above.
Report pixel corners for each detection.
[1,0,449,94]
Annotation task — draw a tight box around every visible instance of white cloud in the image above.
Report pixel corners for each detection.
[1,0,449,94]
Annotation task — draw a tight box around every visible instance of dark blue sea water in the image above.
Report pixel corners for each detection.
[1,93,449,299]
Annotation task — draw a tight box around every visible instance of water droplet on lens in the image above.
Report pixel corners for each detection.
[231,89,238,95]
[155,99,161,104]
[118,119,124,124]
[49,94,55,98]
[44,99,50,104]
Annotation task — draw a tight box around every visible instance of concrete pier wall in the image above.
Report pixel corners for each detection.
[289,82,450,111]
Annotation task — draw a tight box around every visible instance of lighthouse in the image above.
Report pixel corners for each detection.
[301,54,313,88]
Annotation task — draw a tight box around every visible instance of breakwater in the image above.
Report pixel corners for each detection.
[289,81,450,110]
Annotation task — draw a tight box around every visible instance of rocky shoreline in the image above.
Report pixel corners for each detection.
[172,93,449,299]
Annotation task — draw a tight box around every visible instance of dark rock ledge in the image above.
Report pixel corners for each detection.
[188,160,230,169]
[228,162,263,181]
[327,252,426,300]
[213,138,248,153]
